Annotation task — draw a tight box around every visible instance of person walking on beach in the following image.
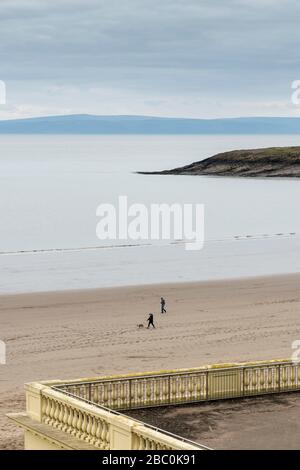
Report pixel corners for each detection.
[160,297,166,314]
[147,313,155,328]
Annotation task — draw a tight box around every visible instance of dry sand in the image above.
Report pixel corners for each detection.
[1,273,300,449]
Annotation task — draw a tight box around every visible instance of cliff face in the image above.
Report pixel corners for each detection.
[142,147,300,177]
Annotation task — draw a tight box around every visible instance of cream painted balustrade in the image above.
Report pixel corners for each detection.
[41,389,111,449]
[16,382,205,450]
[132,426,201,451]
[53,359,300,411]
[8,359,300,450]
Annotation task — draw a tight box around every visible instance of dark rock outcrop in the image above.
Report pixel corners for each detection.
[139,147,300,177]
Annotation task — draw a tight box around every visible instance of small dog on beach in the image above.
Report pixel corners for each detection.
[137,323,144,329]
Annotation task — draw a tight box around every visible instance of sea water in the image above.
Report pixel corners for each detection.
[0,134,300,293]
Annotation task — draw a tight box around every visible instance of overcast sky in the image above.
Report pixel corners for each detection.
[0,0,300,119]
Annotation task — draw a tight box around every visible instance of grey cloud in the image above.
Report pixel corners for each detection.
[0,0,299,117]
[0,1,299,72]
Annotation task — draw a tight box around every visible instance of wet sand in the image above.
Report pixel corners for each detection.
[1,273,300,449]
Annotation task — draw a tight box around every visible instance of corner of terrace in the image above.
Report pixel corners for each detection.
[7,359,300,450]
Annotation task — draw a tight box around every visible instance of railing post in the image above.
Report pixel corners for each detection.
[242,368,245,396]
[110,414,134,450]
[278,365,281,392]
[206,371,209,400]
[129,380,132,409]
[25,383,46,423]
[168,375,171,404]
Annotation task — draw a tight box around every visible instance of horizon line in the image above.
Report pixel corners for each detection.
[1,113,300,122]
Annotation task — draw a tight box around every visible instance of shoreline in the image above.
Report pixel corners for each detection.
[2,235,300,295]
[1,272,300,448]
[1,270,299,300]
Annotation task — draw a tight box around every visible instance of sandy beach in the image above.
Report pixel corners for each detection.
[1,273,300,449]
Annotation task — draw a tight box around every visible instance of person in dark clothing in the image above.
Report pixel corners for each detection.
[147,313,155,328]
[160,297,166,314]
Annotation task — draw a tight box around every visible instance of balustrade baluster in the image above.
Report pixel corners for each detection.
[66,406,73,434]
[95,419,102,448]
[81,412,88,440]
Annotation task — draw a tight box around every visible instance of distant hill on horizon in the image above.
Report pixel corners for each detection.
[1,114,300,134]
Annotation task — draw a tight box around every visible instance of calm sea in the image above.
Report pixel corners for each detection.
[1,134,300,293]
